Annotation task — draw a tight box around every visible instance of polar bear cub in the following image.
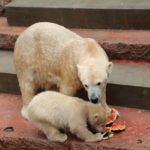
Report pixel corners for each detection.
[27,91,107,142]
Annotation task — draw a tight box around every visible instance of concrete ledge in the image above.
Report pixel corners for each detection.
[107,84,150,110]
[1,50,150,88]
[0,50,150,109]
[0,73,20,94]
[0,17,25,50]
[6,0,150,29]
[0,17,150,61]
[0,51,15,74]
[0,94,149,150]
[109,60,150,88]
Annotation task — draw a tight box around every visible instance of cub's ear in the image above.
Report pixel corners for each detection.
[107,62,113,77]
[94,113,99,122]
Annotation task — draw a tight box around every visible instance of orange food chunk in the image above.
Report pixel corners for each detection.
[111,123,126,131]
[106,109,117,124]
[104,127,111,132]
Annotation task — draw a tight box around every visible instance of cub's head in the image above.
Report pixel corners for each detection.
[77,62,112,104]
[87,104,107,131]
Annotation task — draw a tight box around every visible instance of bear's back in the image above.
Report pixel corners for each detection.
[15,22,81,55]
[27,91,86,128]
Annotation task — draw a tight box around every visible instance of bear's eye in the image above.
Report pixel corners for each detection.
[84,84,88,88]
[96,82,101,86]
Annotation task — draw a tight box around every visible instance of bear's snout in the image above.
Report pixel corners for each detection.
[87,87,101,104]
[91,97,99,104]
[91,97,98,104]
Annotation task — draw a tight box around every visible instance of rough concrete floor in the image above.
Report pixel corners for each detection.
[0,93,149,150]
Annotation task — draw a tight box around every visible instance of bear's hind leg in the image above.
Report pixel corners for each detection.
[18,68,36,102]
[35,121,68,143]
[20,84,35,118]
[19,77,36,118]
[20,81,35,104]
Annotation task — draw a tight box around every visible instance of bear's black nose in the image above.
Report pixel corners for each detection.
[91,98,98,104]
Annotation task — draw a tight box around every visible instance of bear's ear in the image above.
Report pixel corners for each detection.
[106,62,113,77]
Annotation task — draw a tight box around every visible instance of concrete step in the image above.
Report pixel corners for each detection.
[6,0,150,29]
[0,17,25,50]
[0,0,12,16]
[0,51,19,95]
[0,17,150,61]
[0,93,149,150]
[0,50,150,110]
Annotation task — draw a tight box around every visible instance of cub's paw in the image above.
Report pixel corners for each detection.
[96,133,103,141]
[85,133,103,142]
[48,133,68,143]
[58,133,68,143]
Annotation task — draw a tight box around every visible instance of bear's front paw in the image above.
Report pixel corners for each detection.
[112,108,120,118]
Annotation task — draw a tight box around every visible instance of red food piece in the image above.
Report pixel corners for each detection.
[111,109,116,118]
[104,127,111,132]
[106,116,113,124]
[106,109,117,124]
[111,123,126,132]
[102,109,126,140]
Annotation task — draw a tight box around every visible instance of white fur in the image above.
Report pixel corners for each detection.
[14,22,112,117]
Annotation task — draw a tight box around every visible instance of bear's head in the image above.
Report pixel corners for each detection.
[76,38,113,104]
[77,62,112,104]
[87,103,107,131]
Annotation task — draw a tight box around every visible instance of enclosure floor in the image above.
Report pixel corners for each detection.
[0,93,149,150]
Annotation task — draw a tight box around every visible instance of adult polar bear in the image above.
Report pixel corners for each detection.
[14,22,112,118]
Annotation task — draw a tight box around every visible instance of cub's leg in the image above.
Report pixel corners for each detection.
[70,123,103,142]
[35,121,68,143]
